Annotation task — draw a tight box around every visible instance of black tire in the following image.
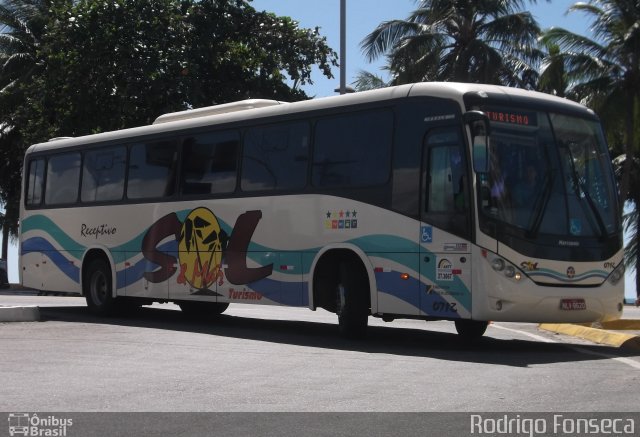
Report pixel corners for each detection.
[84,258,116,315]
[454,319,489,339]
[336,261,369,339]
[178,301,229,318]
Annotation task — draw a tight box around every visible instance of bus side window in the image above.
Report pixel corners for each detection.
[26,158,45,206]
[313,110,393,188]
[127,140,178,199]
[44,153,81,206]
[241,122,309,192]
[181,131,239,195]
[81,146,126,202]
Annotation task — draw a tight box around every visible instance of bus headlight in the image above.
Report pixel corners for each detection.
[491,258,505,271]
[608,262,625,285]
[504,265,516,278]
[487,254,522,282]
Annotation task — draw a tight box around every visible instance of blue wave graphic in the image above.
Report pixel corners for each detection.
[22,237,80,284]
[226,278,308,307]
[375,270,466,316]
[22,216,86,260]
[23,212,464,311]
[528,270,608,283]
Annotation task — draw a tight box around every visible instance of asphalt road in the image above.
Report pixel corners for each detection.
[1,296,639,436]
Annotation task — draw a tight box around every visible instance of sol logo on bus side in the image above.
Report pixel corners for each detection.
[177,208,226,289]
[141,208,273,291]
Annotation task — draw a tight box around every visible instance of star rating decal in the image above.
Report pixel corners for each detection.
[323,209,359,230]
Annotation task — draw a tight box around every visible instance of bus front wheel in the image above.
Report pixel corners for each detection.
[84,258,116,315]
[336,261,368,339]
[454,319,489,339]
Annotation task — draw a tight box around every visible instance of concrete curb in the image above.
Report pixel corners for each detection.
[539,322,640,351]
[596,320,640,330]
[0,305,41,322]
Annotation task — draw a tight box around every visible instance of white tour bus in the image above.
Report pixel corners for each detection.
[20,82,625,338]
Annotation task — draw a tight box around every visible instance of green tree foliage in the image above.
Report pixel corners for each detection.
[360,0,541,87]
[20,0,336,136]
[185,1,336,106]
[0,0,337,251]
[540,0,640,178]
[35,0,193,134]
[0,0,50,257]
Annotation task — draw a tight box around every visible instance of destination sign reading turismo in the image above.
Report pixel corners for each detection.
[484,109,538,127]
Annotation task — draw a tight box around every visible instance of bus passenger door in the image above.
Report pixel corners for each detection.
[419,127,473,320]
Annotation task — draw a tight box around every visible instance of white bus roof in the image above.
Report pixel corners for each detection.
[26,82,592,154]
[152,99,286,124]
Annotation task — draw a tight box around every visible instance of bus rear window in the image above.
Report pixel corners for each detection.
[25,158,45,206]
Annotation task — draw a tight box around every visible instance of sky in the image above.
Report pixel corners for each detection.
[250,0,592,98]
[2,0,635,300]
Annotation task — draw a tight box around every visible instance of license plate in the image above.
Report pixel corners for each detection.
[560,298,586,310]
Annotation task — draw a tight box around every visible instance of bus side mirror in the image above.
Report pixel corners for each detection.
[464,111,491,174]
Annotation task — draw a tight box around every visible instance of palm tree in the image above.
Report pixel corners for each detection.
[541,0,640,303]
[613,154,640,304]
[0,0,49,260]
[0,0,48,94]
[360,0,542,87]
[537,43,568,97]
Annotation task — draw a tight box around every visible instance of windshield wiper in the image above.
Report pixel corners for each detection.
[564,145,607,239]
[526,169,553,239]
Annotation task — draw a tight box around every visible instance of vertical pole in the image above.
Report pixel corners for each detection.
[340,0,346,95]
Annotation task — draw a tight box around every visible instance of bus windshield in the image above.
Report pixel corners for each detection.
[479,108,619,239]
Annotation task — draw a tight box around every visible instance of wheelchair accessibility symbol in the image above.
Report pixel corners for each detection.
[421,226,433,243]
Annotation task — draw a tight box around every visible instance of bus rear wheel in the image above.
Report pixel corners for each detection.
[84,258,116,315]
[336,261,368,339]
[454,319,489,339]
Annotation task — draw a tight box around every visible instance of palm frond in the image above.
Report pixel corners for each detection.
[352,70,389,91]
[361,19,425,62]
[541,27,608,59]
[481,11,541,52]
